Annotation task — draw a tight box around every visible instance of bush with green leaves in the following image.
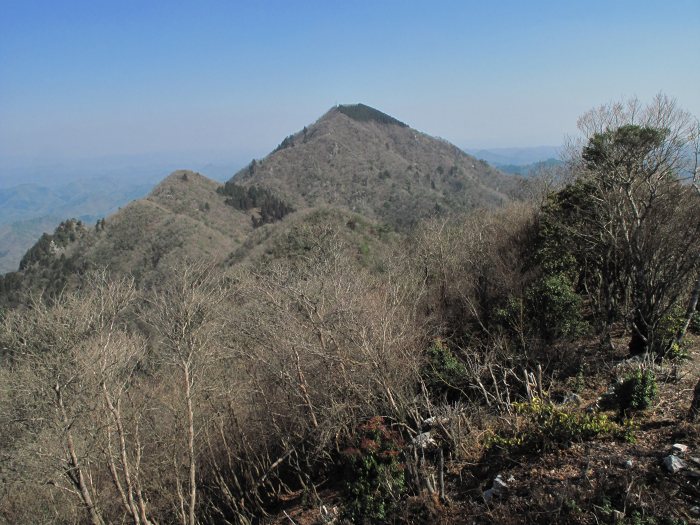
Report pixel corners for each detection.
[421,339,466,398]
[341,416,406,524]
[526,273,587,341]
[489,397,617,453]
[657,304,690,358]
[615,368,658,411]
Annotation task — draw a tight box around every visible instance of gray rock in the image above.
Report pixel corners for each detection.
[662,455,687,474]
[562,393,582,405]
[412,431,436,449]
[483,474,508,503]
[671,443,688,455]
[624,459,634,469]
[492,474,507,493]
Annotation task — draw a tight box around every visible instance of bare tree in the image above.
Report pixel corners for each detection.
[0,272,142,525]
[145,262,229,525]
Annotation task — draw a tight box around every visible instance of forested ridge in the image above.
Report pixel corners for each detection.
[1,97,699,525]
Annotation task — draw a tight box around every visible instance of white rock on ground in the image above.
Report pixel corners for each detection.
[662,455,687,474]
[671,443,688,454]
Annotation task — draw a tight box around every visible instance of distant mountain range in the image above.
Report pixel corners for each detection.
[0,103,525,298]
[465,145,561,167]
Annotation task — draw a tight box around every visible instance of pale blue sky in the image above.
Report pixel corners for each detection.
[1,0,698,165]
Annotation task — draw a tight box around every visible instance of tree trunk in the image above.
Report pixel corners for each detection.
[628,311,649,356]
[184,362,197,525]
[55,385,105,525]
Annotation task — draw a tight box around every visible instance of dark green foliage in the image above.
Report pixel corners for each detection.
[532,179,595,278]
[342,416,406,524]
[658,305,689,358]
[582,125,667,174]
[273,134,295,153]
[615,368,658,411]
[337,104,408,127]
[526,273,587,341]
[19,219,86,270]
[421,339,466,398]
[494,273,585,345]
[217,182,294,227]
[0,271,23,304]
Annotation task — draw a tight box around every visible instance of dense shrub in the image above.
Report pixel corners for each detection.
[421,339,466,398]
[691,311,700,334]
[658,305,690,358]
[615,368,658,411]
[342,416,406,524]
[526,273,587,341]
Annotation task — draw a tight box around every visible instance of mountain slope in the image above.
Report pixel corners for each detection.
[0,171,254,301]
[1,104,523,301]
[234,104,522,230]
[0,178,156,273]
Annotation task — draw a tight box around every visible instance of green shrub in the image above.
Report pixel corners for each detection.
[657,304,690,358]
[526,273,587,341]
[615,368,658,411]
[489,398,617,453]
[421,339,466,398]
[342,416,406,524]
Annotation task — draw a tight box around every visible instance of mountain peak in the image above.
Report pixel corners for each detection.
[328,103,408,128]
[232,105,522,230]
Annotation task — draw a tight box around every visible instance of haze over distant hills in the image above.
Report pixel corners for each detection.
[0,155,249,273]
[0,103,523,296]
[465,145,561,167]
[465,146,564,177]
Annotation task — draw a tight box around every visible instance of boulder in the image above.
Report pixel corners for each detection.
[662,455,687,474]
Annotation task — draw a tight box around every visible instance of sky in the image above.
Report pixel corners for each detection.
[1,0,699,173]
